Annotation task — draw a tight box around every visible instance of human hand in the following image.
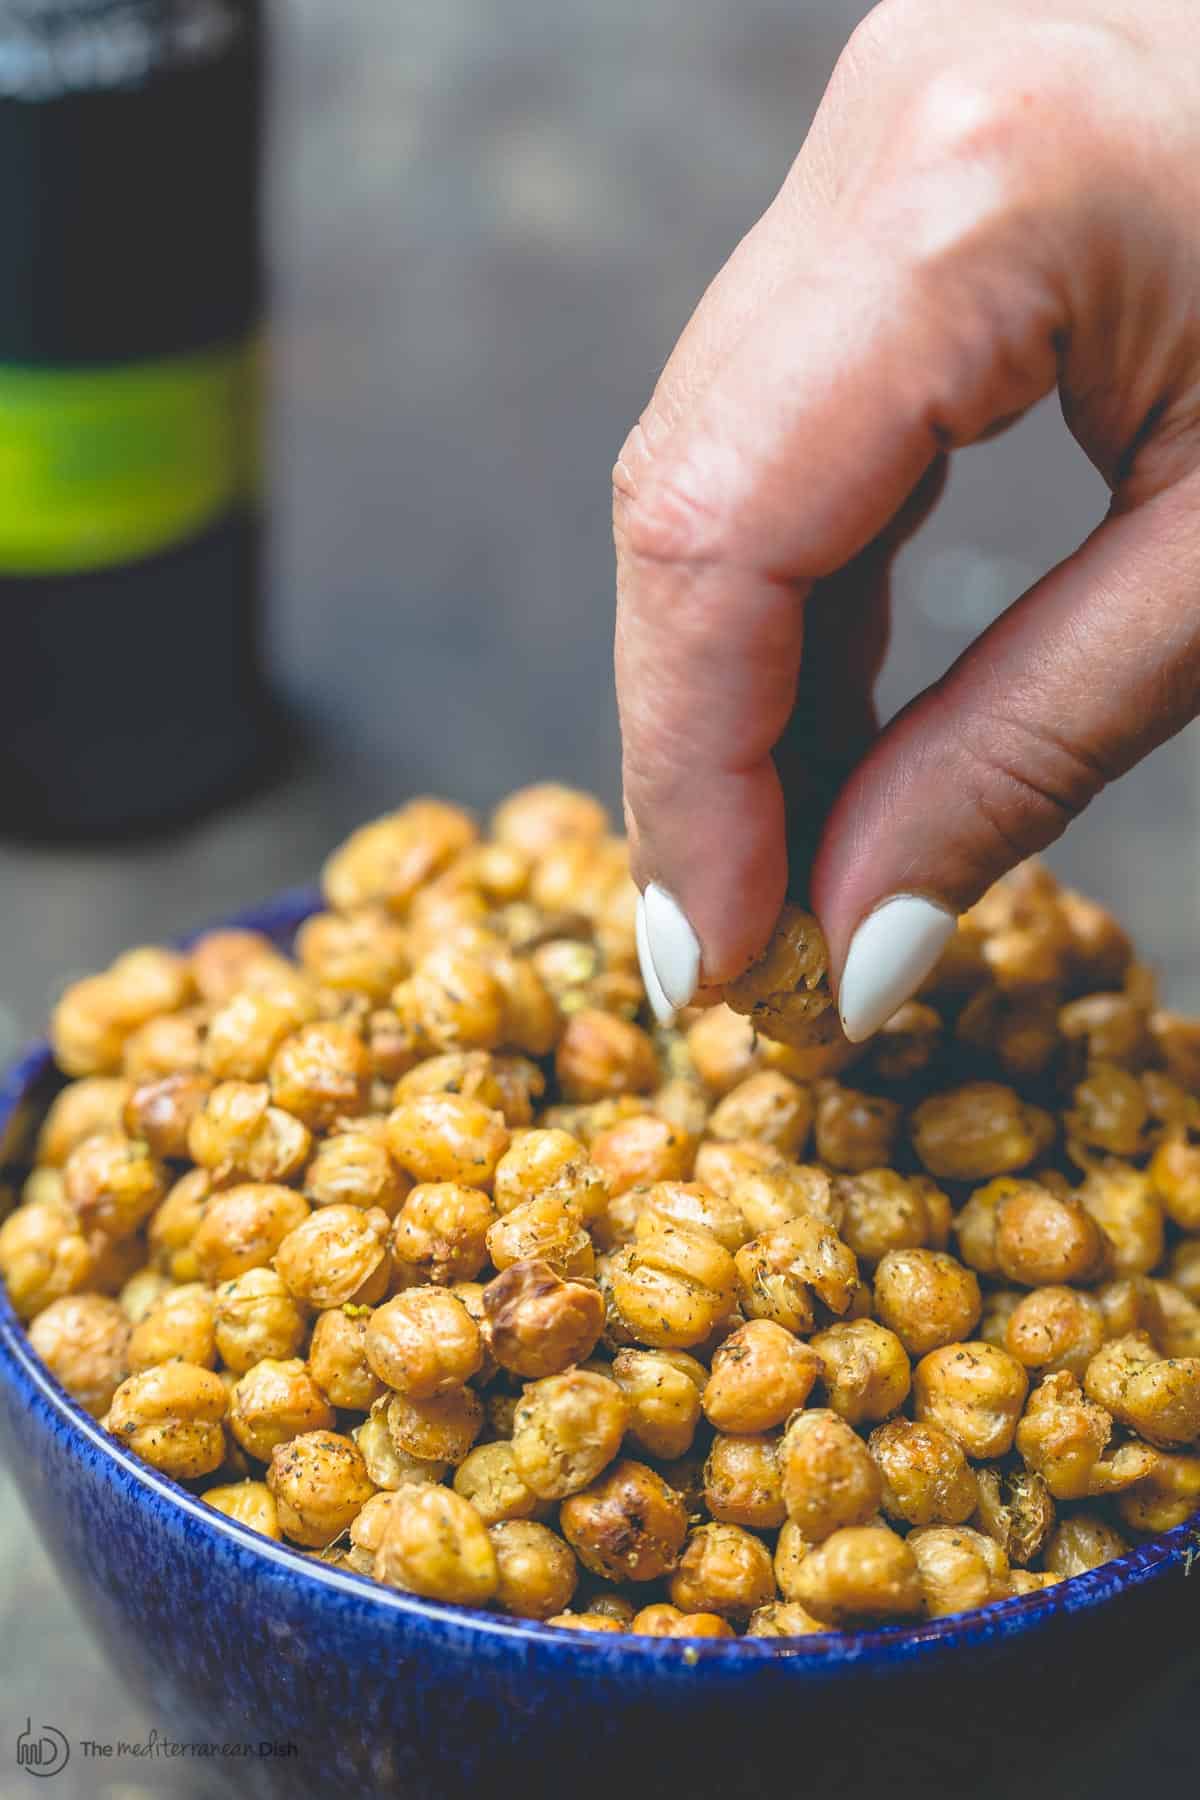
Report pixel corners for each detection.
[615,0,1200,1039]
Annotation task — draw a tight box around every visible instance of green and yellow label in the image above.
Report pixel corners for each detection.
[0,337,260,575]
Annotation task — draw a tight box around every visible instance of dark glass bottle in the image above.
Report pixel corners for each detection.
[0,1,271,839]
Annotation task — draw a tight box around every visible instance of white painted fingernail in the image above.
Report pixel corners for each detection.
[636,891,676,1025]
[643,883,702,1012]
[839,895,956,1043]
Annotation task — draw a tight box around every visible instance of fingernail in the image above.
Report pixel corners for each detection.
[636,891,676,1024]
[642,882,702,1013]
[839,895,956,1043]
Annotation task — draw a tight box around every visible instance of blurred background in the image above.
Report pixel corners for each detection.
[0,2,1196,1793]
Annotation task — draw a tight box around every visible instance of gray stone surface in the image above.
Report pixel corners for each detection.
[1,2,1198,1794]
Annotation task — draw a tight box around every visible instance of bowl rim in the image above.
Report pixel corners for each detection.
[1,884,1196,1673]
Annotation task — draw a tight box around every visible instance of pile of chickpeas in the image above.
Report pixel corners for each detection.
[3,788,1199,1641]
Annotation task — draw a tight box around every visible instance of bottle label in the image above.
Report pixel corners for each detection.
[0,336,260,573]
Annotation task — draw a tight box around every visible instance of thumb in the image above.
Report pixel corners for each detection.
[817,471,1200,1040]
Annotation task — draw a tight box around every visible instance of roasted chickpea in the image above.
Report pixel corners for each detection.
[488,1521,578,1619]
[389,1182,495,1287]
[146,1169,210,1283]
[867,1418,978,1528]
[703,1433,785,1529]
[631,1603,734,1638]
[555,1009,659,1103]
[1015,1369,1155,1499]
[191,1183,310,1285]
[122,1010,207,1082]
[872,1249,982,1357]
[386,1093,509,1190]
[453,1441,542,1525]
[994,1183,1109,1293]
[353,1407,447,1490]
[591,1114,693,1198]
[692,1138,786,1198]
[907,1525,1011,1618]
[685,1007,764,1100]
[267,1429,375,1548]
[1076,1168,1164,1277]
[121,1071,212,1163]
[734,1216,859,1334]
[265,1021,371,1132]
[1005,1286,1105,1379]
[1149,1136,1200,1232]
[492,1129,608,1223]
[127,1282,216,1372]
[911,1084,1040,1181]
[831,1170,941,1268]
[0,1194,96,1320]
[483,1260,604,1379]
[228,1357,335,1462]
[972,1464,1056,1565]
[869,1002,943,1083]
[702,1320,821,1434]
[274,1204,390,1309]
[610,1211,736,1349]
[364,1289,482,1396]
[610,1347,703,1460]
[511,1369,629,1499]
[486,1194,594,1280]
[1117,1452,1200,1533]
[746,1601,827,1637]
[64,1131,166,1241]
[28,1293,130,1415]
[189,928,287,1004]
[1044,1513,1129,1577]
[119,1268,173,1324]
[786,1524,923,1626]
[204,987,318,1085]
[1084,1334,1200,1449]
[188,1081,312,1187]
[386,1384,483,1466]
[208,1268,306,1376]
[779,1409,882,1540]
[810,1320,911,1425]
[108,1362,227,1479]
[295,907,411,1001]
[913,1342,1028,1459]
[1155,1282,1200,1359]
[302,1131,412,1220]
[1066,1065,1148,1157]
[204,1479,282,1539]
[706,1072,813,1158]
[51,948,193,1077]
[545,1611,624,1633]
[307,1307,386,1411]
[1168,1242,1200,1307]
[491,783,608,857]
[37,1077,132,1166]
[814,1085,900,1173]
[322,801,476,914]
[560,1458,688,1582]
[603,1180,749,1258]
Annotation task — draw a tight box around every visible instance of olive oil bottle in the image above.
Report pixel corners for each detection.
[0,0,271,838]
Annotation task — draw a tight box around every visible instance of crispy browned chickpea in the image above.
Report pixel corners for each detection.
[770,1518,812,1600]
[386,1384,484,1466]
[492,1129,608,1223]
[810,1320,911,1425]
[204,1479,282,1539]
[1083,1334,1200,1449]
[363,1289,482,1397]
[486,1194,595,1280]
[1005,1286,1105,1379]
[492,783,608,856]
[28,1293,130,1415]
[511,1369,629,1499]
[609,1211,736,1349]
[869,1002,943,1083]
[386,1093,509,1191]
[488,1520,578,1619]
[703,1433,785,1529]
[122,1072,212,1163]
[1043,1513,1129,1577]
[188,1081,312,1187]
[692,1138,788,1202]
[1076,1168,1164,1277]
[729,1164,843,1238]
[1058,991,1151,1071]
[453,1441,542,1524]
[1155,1281,1200,1359]
[560,1458,688,1582]
[302,1130,412,1220]
[108,1361,227,1478]
[307,1307,385,1411]
[1095,1276,1165,1348]
[0,1194,96,1320]
[204,987,318,1084]
[119,1268,173,1324]
[913,1342,1028,1459]
[122,1009,206,1082]
[52,947,193,1077]
[274,1203,390,1309]
[189,928,286,1005]
[483,1260,604,1379]
[388,1182,495,1288]
[723,903,839,1051]
[353,1407,448,1490]
[834,1170,944,1267]
[908,1525,1012,1618]
[702,1320,821,1434]
[590,1115,693,1199]
[911,1084,1041,1181]
[735,1216,859,1334]
[1168,1242,1200,1307]
[266,1021,371,1132]
[972,1464,1056,1565]
[1015,1369,1156,1499]
[872,1249,982,1357]
[867,1418,978,1528]
[555,1009,659,1103]
[814,1085,900,1173]
[1066,1065,1148,1157]
[746,1601,827,1637]
[372,1483,497,1602]
[605,1181,751,1258]
[686,1006,764,1096]
[706,1072,813,1160]
[213,1264,308,1377]
[295,907,411,1001]
[266,1429,375,1547]
[631,1604,734,1638]
[1149,1137,1200,1232]
[1009,1570,1063,1595]
[147,1169,211,1282]
[64,1131,166,1241]
[190,1182,310,1285]
[779,1408,882,1540]
[228,1357,335,1462]
[127,1282,216,1372]
[402,944,508,1054]
[609,1347,703,1460]
[37,1077,132,1166]
[785,1523,922,1625]
[322,801,476,914]
[1117,1452,1200,1533]
[546,1611,625,1633]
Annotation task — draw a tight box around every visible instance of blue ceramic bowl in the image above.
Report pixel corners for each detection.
[1,890,1196,1800]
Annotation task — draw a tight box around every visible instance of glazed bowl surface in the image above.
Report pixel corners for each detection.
[1,890,1195,1800]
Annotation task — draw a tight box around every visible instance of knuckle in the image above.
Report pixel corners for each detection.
[613,415,730,570]
[958,711,1110,865]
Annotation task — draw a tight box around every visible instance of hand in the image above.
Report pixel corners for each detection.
[615,0,1200,1039]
